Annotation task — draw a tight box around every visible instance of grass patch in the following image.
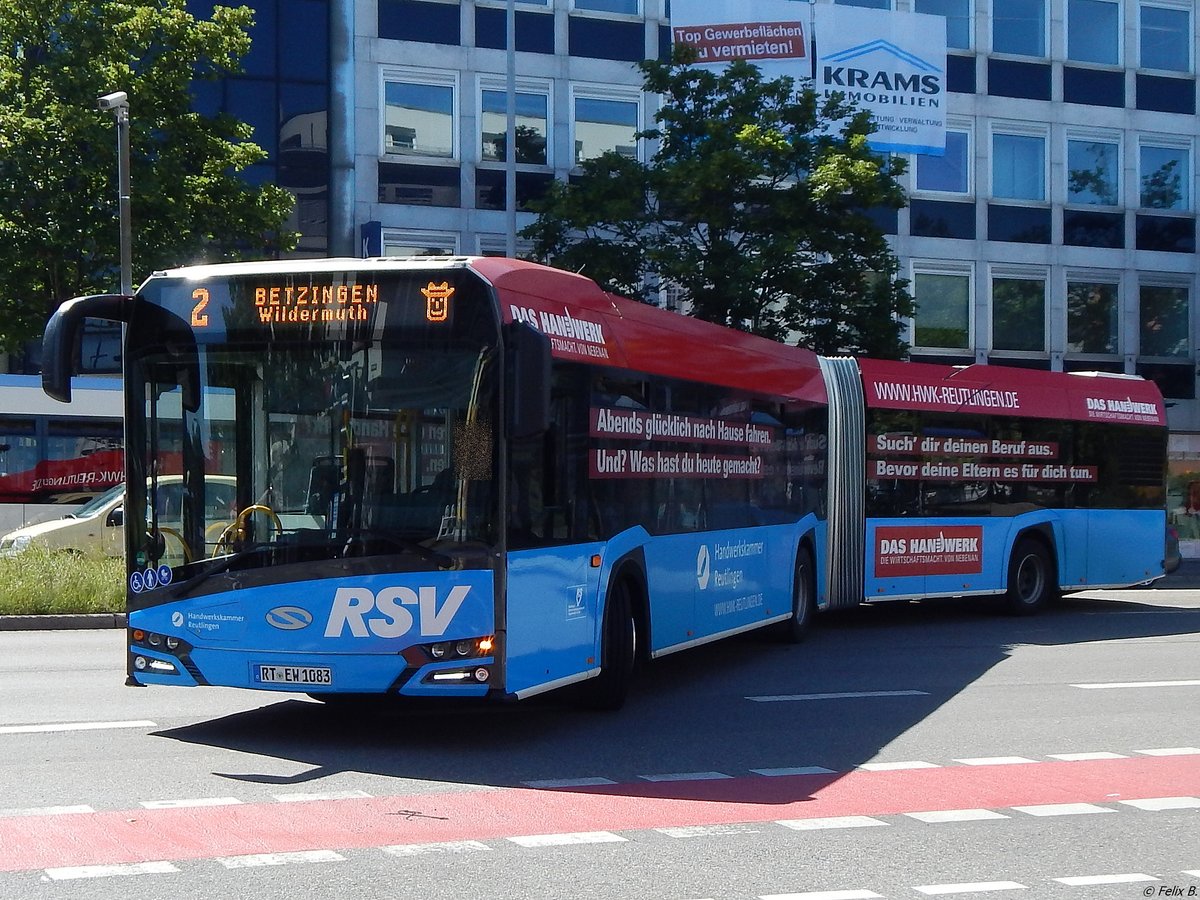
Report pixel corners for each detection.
[0,546,124,615]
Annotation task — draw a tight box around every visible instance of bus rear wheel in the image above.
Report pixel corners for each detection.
[1005,538,1057,616]
[581,577,638,711]
[779,545,815,643]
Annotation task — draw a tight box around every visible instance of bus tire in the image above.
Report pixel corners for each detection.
[581,576,638,711]
[779,544,816,643]
[1005,537,1057,616]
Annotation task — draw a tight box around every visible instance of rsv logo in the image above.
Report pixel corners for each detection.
[266,606,313,630]
[324,586,470,639]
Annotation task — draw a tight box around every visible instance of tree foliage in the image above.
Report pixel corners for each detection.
[0,1,296,350]
[522,53,914,358]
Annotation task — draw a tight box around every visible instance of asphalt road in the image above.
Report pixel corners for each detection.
[0,575,1197,899]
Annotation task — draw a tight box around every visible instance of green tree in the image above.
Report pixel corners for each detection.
[0,1,296,350]
[522,53,913,358]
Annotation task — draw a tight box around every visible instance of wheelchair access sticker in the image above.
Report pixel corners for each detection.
[130,565,174,594]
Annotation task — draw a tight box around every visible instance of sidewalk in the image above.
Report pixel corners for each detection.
[0,613,126,631]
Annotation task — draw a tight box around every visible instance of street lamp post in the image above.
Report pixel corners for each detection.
[98,91,132,295]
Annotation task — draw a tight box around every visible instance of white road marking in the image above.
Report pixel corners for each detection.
[1053,873,1158,885]
[217,850,345,868]
[760,891,883,900]
[639,771,732,782]
[45,861,178,880]
[776,816,888,831]
[953,757,1036,766]
[272,790,372,802]
[914,882,1026,895]
[748,690,929,702]
[140,797,243,809]
[1072,679,1200,689]
[0,720,156,735]
[1010,803,1115,816]
[508,831,627,847]
[1118,796,1200,810]
[857,761,941,771]
[0,805,94,817]
[1137,747,1200,756]
[522,777,616,788]
[1047,752,1127,761]
[657,824,762,838]
[751,766,836,776]
[382,841,492,856]
[904,809,1010,823]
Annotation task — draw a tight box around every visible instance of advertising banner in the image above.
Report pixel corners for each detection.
[670,2,947,155]
[814,4,947,154]
[670,0,808,77]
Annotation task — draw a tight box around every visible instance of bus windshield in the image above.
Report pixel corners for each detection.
[122,270,500,589]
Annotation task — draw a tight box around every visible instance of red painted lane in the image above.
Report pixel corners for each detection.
[0,756,1196,872]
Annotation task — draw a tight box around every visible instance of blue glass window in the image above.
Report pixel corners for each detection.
[1136,74,1196,113]
[910,200,976,239]
[988,205,1051,243]
[917,131,969,193]
[1068,0,1120,65]
[1067,139,1119,206]
[1141,5,1191,72]
[1063,66,1125,106]
[992,278,1046,352]
[994,0,1045,57]
[575,0,638,13]
[384,82,455,158]
[992,133,1045,201]
[915,0,971,49]
[379,1,460,44]
[1140,145,1190,209]
[988,59,1051,100]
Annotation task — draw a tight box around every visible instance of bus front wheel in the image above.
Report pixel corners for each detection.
[1005,538,1057,616]
[581,577,638,711]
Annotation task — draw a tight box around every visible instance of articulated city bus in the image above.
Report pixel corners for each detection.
[41,257,1168,707]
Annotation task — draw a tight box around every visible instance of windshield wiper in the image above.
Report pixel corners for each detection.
[168,543,273,599]
[341,528,453,568]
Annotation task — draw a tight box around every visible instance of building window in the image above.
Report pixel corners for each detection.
[992,131,1046,201]
[383,230,459,256]
[916,129,970,193]
[1067,0,1120,65]
[1140,284,1189,356]
[991,276,1046,351]
[573,0,638,14]
[1139,142,1191,209]
[572,91,640,164]
[383,72,456,159]
[480,84,549,165]
[915,0,972,50]
[835,0,892,7]
[1067,280,1120,354]
[912,270,972,349]
[1140,3,1191,71]
[994,0,1045,56]
[1067,138,1120,205]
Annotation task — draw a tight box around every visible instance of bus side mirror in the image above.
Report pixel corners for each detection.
[42,294,134,403]
[505,321,551,439]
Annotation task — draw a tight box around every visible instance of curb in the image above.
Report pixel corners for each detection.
[0,613,126,631]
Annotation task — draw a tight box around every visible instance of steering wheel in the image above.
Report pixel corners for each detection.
[149,526,192,564]
[211,504,283,557]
